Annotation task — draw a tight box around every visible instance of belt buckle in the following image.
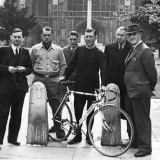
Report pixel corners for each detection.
[45,74,49,78]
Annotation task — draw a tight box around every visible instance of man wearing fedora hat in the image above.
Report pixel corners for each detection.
[125,24,157,157]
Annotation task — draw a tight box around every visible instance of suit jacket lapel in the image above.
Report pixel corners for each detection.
[127,49,137,62]
[115,42,128,68]
[67,45,71,53]
[125,42,143,64]
[112,42,120,59]
[5,46,13,63]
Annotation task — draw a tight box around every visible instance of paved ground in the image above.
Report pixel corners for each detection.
[0,57,160,160]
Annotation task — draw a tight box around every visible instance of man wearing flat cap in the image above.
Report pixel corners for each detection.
[125,24,157,157]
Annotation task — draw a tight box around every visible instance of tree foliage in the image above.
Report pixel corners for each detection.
[0,0,38,43]
[129,0,160,49]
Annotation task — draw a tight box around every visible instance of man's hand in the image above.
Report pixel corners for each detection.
[57,76,66,83]
[16,66,26,73]
[8,66,18,74]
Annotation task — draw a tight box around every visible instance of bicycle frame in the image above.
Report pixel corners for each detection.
[52,87,104,125]
[52,85,118,134]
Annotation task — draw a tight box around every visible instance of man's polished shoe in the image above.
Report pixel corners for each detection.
[49,126,55,133]
[134,150,151,157]
[68,136,82,144]
[8,141,20,146]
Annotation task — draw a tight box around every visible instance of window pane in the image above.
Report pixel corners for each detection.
[102,5,105,11]
[111,0,115,4]
[111,5,115,11]
[84,5,87,11]
[106,5,110,11]
[84,0,87,4]
[77,0,83,4]
[77,5,82,11]
[68,4,72,10]
[102,0,105,4]
[73,0,77,3]
[73,5,77,10]
[106,0,111,4]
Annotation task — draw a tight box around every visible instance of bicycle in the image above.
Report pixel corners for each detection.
[48,80,134,157]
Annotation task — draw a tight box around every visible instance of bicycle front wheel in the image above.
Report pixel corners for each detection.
[88,104,134,157]
[49,101,73,142]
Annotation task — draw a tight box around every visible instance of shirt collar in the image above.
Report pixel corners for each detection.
[11,44,19,53]
[133,40,142,49]
[70,45,78,51]
[40,42,56,50]
[118,41,126,49]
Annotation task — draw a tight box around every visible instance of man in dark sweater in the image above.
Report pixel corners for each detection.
[0,28,32,146]
[58,28,107,145]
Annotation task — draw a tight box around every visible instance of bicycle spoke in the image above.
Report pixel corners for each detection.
[88,105,134,157]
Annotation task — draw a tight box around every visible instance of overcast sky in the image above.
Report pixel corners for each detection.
[0,0,5,6]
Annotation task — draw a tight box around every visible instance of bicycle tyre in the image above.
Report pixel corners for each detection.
[49,101,73,142]
[88,104,134,157]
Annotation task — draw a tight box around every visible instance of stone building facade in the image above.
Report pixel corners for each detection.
[17,0,146,47]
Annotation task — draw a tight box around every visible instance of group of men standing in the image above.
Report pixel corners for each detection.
[0,24,157,158]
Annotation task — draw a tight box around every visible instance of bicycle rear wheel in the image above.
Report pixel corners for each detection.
[49,101,73,142]
[88,104,134,157]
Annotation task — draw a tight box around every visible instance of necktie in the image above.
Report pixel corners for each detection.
[126,47,134,61]
[15,48,18,56]
[119,44,123,51]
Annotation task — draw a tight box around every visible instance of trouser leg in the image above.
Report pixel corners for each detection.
[8,87,26,142]
[125,91,138,146]
[47,81,66,137]
[74,95,87,138]
[131,98,152,152]
[0,91,12,144]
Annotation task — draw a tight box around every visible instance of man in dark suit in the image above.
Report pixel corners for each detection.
[0,28,32,146]
[125,24,157,157]
[104,26,132,112]
[58,28,107,145]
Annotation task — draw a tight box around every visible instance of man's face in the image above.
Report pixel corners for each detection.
[68,35,78,48]
[116,29,127,44]
[127,32,141,45]
[41,30,53,43]
[84,31,96,48]
[10,31,23,47]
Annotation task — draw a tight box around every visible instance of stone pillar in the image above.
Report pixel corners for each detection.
[87,0,92,28]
